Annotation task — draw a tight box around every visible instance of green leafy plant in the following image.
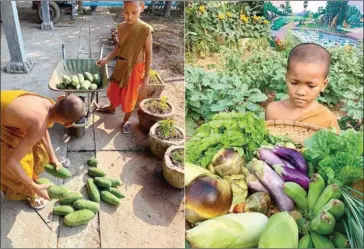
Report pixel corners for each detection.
[170,148,184,166]
[147,96,170,113]
[185,65,268,124]
[159,119,177,139]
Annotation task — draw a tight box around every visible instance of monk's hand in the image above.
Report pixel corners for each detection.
[141,77,149,87]
[96,58,108,67]
[34,184,52,200]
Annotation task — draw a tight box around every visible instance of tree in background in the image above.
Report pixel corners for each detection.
[303,1,308,16]
[346,5,363,28]
[285,0,292,15]
[325,0,348,30]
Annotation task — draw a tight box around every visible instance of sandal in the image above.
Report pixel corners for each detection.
[27,197,48,210]
[57,156,71,168]
[121,123,132,134]
[92,101,116,114]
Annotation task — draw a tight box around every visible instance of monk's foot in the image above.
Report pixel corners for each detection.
[121,122,132,134]
[92,101,116,114]
[27,197,48,210]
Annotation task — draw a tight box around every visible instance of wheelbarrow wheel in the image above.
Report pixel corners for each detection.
[37,1,61,24]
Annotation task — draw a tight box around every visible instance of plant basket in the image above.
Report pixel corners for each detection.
[149,121,184,160]
[137,98,174,133]
[163,145,184,189]
[266,120,324,147]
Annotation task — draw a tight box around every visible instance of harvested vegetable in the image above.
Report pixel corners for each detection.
[208,148,244,177]
[258,212,299,248]
[246,159,294,211]
[258,148,285,167]
[245,173,268,193]
[186,213,268,248]
[223,174,248,205]
[274,165,310,190]
[272,146,308,173]
[185,162,211,186]
[185,174,232,224]
[233,192,271,215]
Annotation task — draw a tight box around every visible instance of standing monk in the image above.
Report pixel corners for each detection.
[95,1,153,134]
[1,90,85,208]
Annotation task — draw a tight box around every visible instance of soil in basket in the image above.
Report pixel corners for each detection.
[155,126,183,141]
[170,148,184,169]
[145,100,172,114]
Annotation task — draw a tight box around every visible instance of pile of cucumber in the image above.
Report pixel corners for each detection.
[57,72,101,90]
[39,158,124,227]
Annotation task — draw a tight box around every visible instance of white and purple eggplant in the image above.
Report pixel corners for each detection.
[246,159,295,211]
[273,165,310,190]
[272,146,308,174]
[245,174,269,193]
[258,148,286,167]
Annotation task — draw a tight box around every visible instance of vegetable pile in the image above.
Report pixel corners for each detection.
[185,112,363,248]
[57,72,101,90]
[39,157,124,227]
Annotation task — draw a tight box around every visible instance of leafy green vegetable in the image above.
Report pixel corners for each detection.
[303,129,363,186]
[186,112,273,167]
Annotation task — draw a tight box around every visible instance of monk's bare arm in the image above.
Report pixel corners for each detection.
[142,32,153,85]
[41,130,57,165]
[6,122,46,189]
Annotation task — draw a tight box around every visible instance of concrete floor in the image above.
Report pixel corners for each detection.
[1,2,184,248]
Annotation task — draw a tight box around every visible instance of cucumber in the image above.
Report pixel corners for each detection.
[108,187,125,199]
[94,177,112,189]
[53,205,74,216]
[100,177,121,187]
[62,75,71,85]
[93,74,100,85]
[72,75,79,86]
[87,168,106,177]
[73,199,100,214]
[89,83,98,90]
[64,210,96,227]
[77,73,85,84]
[36,178,54,185]
[59,192,83,205]
[44,164,72,179]
[86,179,100,203]
[100,191,120,206]
[87,158,98,167]
[48,185,70,199]
[84,72,93,82]
[56,83,66,89]
[82,80,92,90]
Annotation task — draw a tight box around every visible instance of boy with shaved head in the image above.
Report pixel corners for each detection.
[1,90,85,208]
[95,1,153,134]
[266,43,340,132]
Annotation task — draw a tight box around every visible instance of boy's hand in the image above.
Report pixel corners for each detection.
[141,77,149,87]
[96,58,108,67]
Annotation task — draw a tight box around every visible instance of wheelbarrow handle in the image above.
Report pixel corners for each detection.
[99,45,104,60]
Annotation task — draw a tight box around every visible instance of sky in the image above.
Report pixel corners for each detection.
[270,1,363,14]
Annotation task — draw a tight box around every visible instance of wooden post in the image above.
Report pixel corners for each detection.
[1,1,33,73]
[41,0,55,30]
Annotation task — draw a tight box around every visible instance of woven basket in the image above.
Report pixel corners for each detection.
[266,120,324,146]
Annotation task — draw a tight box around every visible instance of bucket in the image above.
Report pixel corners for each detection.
[67,115,89,138]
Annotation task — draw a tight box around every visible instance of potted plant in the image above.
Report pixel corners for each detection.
[163,145,184,189]
[137,97,174,133]
[148,119,184,160]
[146,70,165,99]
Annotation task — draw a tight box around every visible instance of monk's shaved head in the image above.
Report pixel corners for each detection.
[287,43,331,77]
[124,1,144,7]
[54,94,85,122]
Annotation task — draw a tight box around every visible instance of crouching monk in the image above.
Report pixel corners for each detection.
[1,90,85,208]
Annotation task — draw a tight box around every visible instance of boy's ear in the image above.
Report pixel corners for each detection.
[322,78,329,92]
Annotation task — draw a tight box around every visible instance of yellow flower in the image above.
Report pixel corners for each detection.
[240,15,249,23]
[218,13,225,20]
[226,12,232,18]
[199,6,205,14]
[264,20,269,25]
[253,15,259,21]
[344,44,352,51]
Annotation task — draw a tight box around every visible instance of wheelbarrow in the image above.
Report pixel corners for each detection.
[48,44,108,137]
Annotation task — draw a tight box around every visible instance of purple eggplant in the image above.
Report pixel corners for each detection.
[281,159,295,169]
[272,146,308,174]
[258,148,286,167]
[273,165,310,190]
[246,174,269,193]
[247,159,295,211]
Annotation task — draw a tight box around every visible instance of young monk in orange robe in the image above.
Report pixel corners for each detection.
[266,43,340,133]
[95,1,153,134]
[1,90,85,208]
